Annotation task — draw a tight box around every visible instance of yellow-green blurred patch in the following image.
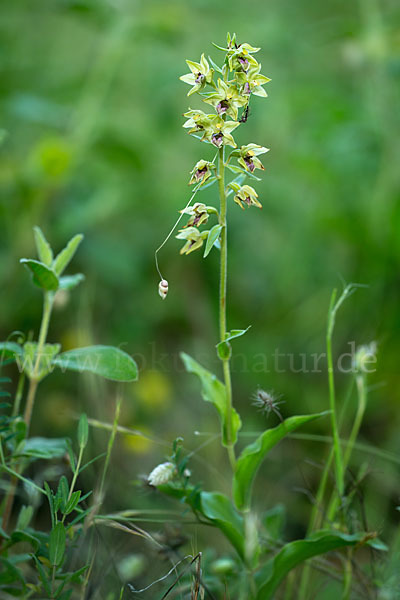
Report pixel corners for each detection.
[123,426,152,455]
[134,369,171,412]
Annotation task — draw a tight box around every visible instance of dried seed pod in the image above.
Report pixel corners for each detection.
[158,279,168,299]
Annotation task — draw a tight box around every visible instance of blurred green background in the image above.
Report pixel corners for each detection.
[1,0,400,592]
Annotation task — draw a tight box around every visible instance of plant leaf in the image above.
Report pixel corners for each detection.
[53,234,83,276]
[58,274,85,290]
[204,224,222,258]
[233,413,328,510]
[216,326,251,359]
[33,226,53,266]
[18,437,69,460]
[200,492,244,559]
[255,530,387,599]
[180,352,241,446]
[20,259,59,291]
[0,342,23,360]
[77,413,89,449]
[49,522,66,567]
[53,345,138,382]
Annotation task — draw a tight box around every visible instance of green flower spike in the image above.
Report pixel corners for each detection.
[203,79,247,120]
[229,183,262,210]
[176,227,209,255]
[180,202,209,228]
[180,53,214,96]
[189,160,215,185]
[236,63,271,97]
[237,144,269,173]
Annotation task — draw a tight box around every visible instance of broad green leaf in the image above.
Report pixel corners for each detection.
[180,352,241,446]
[49,522,66,567]
[0,342,23,360]
[20,342,61,381]
[19,437,68,460]
[20,259,59,291]
[233,413,328,510]
[58,273,85,290]
[53,234,83,276]
[204,224,222,258]
[53,345,138,382]
[201,492,245,560]
[255,530,387,599]
[33,226,53,266]
[77,413,89,449]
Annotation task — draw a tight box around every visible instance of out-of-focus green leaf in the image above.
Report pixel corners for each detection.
[21,342,61,381]
[180,352,241,446]
[204,224,222,258]
[200,492,244,560]
[77,413,89,449]
[20,259,59,291]
[33,226,53,266]
[255,530,387,599]
[49,522,66,567]
[58,274,85,290]
[53,234,83,276]
[53,345,138,382]
[233,413,328,510]
[18,437,68,460]
[0,342,23,360]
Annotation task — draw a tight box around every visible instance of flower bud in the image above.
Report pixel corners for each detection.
[148,462,176,486]
[158,279,168,300]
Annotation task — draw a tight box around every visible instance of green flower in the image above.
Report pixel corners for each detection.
[229,183,262,210]
[236,63,271,97]
[227,43,260,72]
[237,144,269,173]
[176,227,208,255]
[180,53,214,96]
[183,109,213,139]
[188,160,215,185]
[202,78,248,120]
[207,116,239,148]
[180,202,209,227]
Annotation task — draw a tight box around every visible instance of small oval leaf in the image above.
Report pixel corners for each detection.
[33,226,53,266]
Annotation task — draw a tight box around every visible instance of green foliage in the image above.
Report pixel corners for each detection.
[255,531,387,599]
[20,259,59,291]
[53,345,138,382]
[233,412,328,510]
[180,352,241,446]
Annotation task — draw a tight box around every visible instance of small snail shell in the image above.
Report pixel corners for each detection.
[158,279,168,300]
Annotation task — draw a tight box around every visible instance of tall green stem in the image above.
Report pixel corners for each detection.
[2,291,54,534]
[218,146,235,470]
[24,291,54,432]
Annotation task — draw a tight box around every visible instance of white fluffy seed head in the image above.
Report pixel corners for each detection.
[148,462,175,486]
[158,279,169,299]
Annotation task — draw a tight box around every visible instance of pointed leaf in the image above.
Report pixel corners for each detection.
[181,352,241,446]
[216,326,251,359]
[49,522,66,567]
[201,492,244,559]
[255,530,387,599]
[204,225,222,258]
[20,259,59,291]
[33,226,53,266]
[233,413,328,510]
[58,274,85,290]
[19,437,68,460]
[53,234,83,276]
[53,345,138,382]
